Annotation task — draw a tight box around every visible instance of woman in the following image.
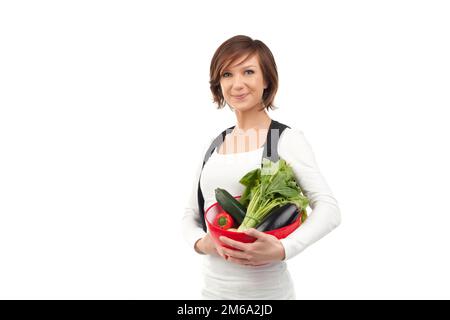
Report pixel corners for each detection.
[182,35,341,300]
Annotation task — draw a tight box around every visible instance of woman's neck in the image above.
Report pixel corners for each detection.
[234,108,272,132]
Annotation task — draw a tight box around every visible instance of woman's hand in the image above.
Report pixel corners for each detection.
[219,228,286,266]
[195,233,225,257]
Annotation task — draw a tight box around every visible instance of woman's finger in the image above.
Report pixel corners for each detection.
[222,247,249,260]
[227,257,268,266]
[227,256,251,266]
[219,236,249,251]
[216,247,227,259]
[243,228,268,240]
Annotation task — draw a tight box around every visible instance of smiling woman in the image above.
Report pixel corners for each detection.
[209,36,278,113]
[182,35,341,300]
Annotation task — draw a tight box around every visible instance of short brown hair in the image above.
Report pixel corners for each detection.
[209,35,279,111]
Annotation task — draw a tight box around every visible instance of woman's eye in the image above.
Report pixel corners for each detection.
[222,70,254,78]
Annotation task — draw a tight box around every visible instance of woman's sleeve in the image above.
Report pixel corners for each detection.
[278,128,341,260]
[181,138,213,252]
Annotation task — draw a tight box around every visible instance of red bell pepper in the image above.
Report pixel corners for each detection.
[213,212,234,230]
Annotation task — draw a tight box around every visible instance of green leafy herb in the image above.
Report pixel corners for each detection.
[237,158,309,231]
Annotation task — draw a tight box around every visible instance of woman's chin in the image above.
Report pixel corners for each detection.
[230,102,260,113]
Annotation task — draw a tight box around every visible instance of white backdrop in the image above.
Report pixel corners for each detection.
[1,0,449,299]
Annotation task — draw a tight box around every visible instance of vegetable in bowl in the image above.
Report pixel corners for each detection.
[213,158,309,233]
[213,211,234,230]
[237,158,309,231]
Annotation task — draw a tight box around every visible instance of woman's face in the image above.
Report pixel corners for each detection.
[220,54,268,112]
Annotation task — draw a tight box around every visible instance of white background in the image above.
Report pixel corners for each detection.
[1,0,449,299]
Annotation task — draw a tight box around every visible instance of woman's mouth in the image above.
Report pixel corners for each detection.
[232,93,248,100]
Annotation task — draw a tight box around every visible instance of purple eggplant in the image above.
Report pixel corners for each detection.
[256,203,300,231]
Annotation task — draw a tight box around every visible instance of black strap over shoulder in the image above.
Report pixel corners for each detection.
[197,119,290,232]
[197,125,235,232]
[261,119,290,164]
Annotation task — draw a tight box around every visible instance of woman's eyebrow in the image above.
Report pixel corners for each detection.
[224,65,257,71]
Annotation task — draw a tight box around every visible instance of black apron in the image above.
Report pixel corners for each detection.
[197,119,290,232]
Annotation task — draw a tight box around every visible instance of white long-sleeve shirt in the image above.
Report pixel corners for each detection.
[181,126,341,299]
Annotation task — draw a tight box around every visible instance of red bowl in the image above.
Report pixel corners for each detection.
[205,196,302,250]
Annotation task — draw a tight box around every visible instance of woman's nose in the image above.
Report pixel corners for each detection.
[231,74,245,89]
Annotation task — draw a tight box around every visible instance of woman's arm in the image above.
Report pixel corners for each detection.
[181,148,208,252]
[278,128,342,260]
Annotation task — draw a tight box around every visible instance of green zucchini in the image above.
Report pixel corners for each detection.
[214,188,246,224]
